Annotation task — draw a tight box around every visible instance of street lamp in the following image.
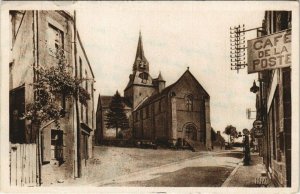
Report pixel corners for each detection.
[250,80,259,93]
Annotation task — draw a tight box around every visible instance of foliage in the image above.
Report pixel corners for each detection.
[23,48,91,127]
[223,125,238,144]
[104,91,130,138]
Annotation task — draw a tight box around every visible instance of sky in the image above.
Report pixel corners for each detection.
[75,2,265,134]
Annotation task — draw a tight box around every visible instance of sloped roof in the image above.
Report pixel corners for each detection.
[99,95,132,110]
[135,69,209,111]
[132,31,149,72]
[134,83,175,111]
[157,72,165,81]
[100,96,113,108]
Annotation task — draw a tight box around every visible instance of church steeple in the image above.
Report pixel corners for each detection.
[133,31,149,72]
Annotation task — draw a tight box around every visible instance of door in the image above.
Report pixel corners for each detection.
[184,124,197,141]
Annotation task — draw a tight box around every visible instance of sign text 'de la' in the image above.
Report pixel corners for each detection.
[247,30,291,74]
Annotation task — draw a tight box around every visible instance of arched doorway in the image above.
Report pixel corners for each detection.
[183,123,197,141]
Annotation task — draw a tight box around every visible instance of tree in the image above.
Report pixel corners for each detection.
[223,125,238,145]
[105,91,129,138]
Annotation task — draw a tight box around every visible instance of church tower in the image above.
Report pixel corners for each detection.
[124,32,156,109]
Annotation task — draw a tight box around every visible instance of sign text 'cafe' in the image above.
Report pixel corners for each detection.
[247,30,291,74]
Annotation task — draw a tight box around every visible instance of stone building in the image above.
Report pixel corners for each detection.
[132,69,211,149]
[9,10,95,185]
[96,32,212,150]
[253,11,292,187]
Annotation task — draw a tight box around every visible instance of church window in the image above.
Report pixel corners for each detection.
[139,72,148,84]
[186,94,193,111]
[139,61,146,69]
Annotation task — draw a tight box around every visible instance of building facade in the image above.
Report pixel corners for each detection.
[132,69,211,149]
[254,11,292,187]
[9,10,95,185]
[96,32,212,150]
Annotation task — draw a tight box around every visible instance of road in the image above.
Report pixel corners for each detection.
[95,148,243,187]
[56,146,244,187]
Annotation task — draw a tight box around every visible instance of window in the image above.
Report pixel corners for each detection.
[139,61,146,69]
[10,11,25,46]
[51,129,63,161]
[186,94,193,111]
[9,87,26,143]
[47,23,64,56]
[139,72,148,83]
[277,12,290,31]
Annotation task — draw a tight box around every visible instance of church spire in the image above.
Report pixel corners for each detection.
[133,31,149,72]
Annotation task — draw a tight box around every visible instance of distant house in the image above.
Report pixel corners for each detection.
[211,129,225,150]
[95,95,132,143]
[9,10,95,185]
[95,32,212,150]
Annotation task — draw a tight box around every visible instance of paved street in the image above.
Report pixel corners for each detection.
[54,146,245,187]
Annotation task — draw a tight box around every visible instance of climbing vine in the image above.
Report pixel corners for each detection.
[23,48,91,127]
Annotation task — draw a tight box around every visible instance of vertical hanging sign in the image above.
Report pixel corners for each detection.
[247,30,291,74]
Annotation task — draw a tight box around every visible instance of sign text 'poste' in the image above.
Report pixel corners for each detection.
[247,30,291,74]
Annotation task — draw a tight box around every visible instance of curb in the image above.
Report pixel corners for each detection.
[221,161,243,187]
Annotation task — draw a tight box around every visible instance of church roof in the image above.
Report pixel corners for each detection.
[134,69,209,111]
[132,32,149,72]
[157,71,165,81]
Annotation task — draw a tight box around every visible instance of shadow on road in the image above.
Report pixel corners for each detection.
[111,166,234,187]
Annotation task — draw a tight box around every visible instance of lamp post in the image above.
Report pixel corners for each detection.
[250,78,265,159]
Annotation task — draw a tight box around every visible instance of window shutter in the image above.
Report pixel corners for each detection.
[42,128,51,162]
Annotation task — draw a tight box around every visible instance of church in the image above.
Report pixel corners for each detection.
[96,32,212,150]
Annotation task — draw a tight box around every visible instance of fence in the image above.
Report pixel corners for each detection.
[10,144,38,186]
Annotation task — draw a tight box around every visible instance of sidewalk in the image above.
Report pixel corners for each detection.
[222,152,274,187]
